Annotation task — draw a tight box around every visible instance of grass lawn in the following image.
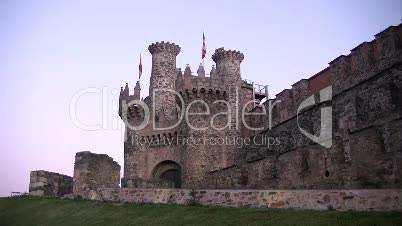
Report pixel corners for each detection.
[0,196,400,226]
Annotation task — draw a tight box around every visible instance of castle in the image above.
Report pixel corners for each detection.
[118,24,401,190]
[28,24,402,210]
[118,43,268,189]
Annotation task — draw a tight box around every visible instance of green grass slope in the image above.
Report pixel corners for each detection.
[0,196,400,226]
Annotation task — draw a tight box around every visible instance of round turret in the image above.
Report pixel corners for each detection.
[148,41,181,121]
[148,41,181,55]
[212,47,244,63]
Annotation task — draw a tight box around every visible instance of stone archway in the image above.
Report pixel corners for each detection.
[151,160,181,188]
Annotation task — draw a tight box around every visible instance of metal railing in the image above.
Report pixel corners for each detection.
[11,192,28,197]
[242,79,253,84]
[254,84,267,95]
[242,79,268,95]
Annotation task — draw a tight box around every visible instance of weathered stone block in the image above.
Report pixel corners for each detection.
[29,170,72,197]
[73,151,121,200]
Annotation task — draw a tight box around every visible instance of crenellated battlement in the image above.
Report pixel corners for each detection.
[267,23,402,124]
[148,41,181,55]
[291,79,310,108]
[349,41,375,74]
[122,24,402,140]
[212,47,244,63]
[374,25,401,60]
[119,82,144,120]
[177,72,227,90]
[178,88,228,103]
[329,24,402,95]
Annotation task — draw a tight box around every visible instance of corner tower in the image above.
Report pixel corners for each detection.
[212,47,244,84]
[148,41,181,121]
[212,48,245,165]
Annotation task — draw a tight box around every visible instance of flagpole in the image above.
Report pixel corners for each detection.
[202,30,205,68]
[139,53,142,82]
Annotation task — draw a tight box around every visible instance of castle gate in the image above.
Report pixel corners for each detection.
[151,160,181,188]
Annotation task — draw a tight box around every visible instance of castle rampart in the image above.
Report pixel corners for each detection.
[208,23,402,190]
[118,24,401,191]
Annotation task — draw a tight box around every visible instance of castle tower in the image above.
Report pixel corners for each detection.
[212,47,244,84]
[122,83,129,98]
[148,41,181,121]
[134,81,141,100]
[210,65,217,79]
[197,63,205,77]
[183,64,192,77]
[212,47,245,165]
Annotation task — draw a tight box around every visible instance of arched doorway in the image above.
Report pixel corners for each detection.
[151,160,181,188]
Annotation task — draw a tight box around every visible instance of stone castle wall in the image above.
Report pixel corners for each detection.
[73,151,121,199]
[27,23,402,211]
[118,24,401,191]
[207,24,402,190]
[29,170,73,197]
[95,188,401,211]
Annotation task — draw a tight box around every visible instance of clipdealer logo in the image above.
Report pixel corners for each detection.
[128,133,281,149]
[69,86,332,148]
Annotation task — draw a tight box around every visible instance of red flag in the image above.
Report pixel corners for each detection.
[139,53,142,79]
[202,32,206,59]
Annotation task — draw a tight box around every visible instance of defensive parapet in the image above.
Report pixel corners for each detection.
[212,48,244,85]
[330,24,402,96]
[212,48,244,64]
[176,65,228,104]
[291,79,310,108]
[176,65,226,93]
[266,23,402,127]
[148,41,181,55]
[275,89,294,123]
[119,82,147,129]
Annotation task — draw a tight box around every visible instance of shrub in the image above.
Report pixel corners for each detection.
[188,188,201,206]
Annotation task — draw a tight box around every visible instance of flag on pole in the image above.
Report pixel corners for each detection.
[139,53,142,79]
[202,32,206,59]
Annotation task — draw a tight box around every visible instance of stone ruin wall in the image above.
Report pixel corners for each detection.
[73,151,121,199]
[29,170,73,197]
[207,24,402,190]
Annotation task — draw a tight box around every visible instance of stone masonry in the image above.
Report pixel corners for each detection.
[97,188,401,211]
[28,23,402,211]
[29,170,73,197]
[119,24,402,191]
[73,151,121,199]
[207,24,402,190]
